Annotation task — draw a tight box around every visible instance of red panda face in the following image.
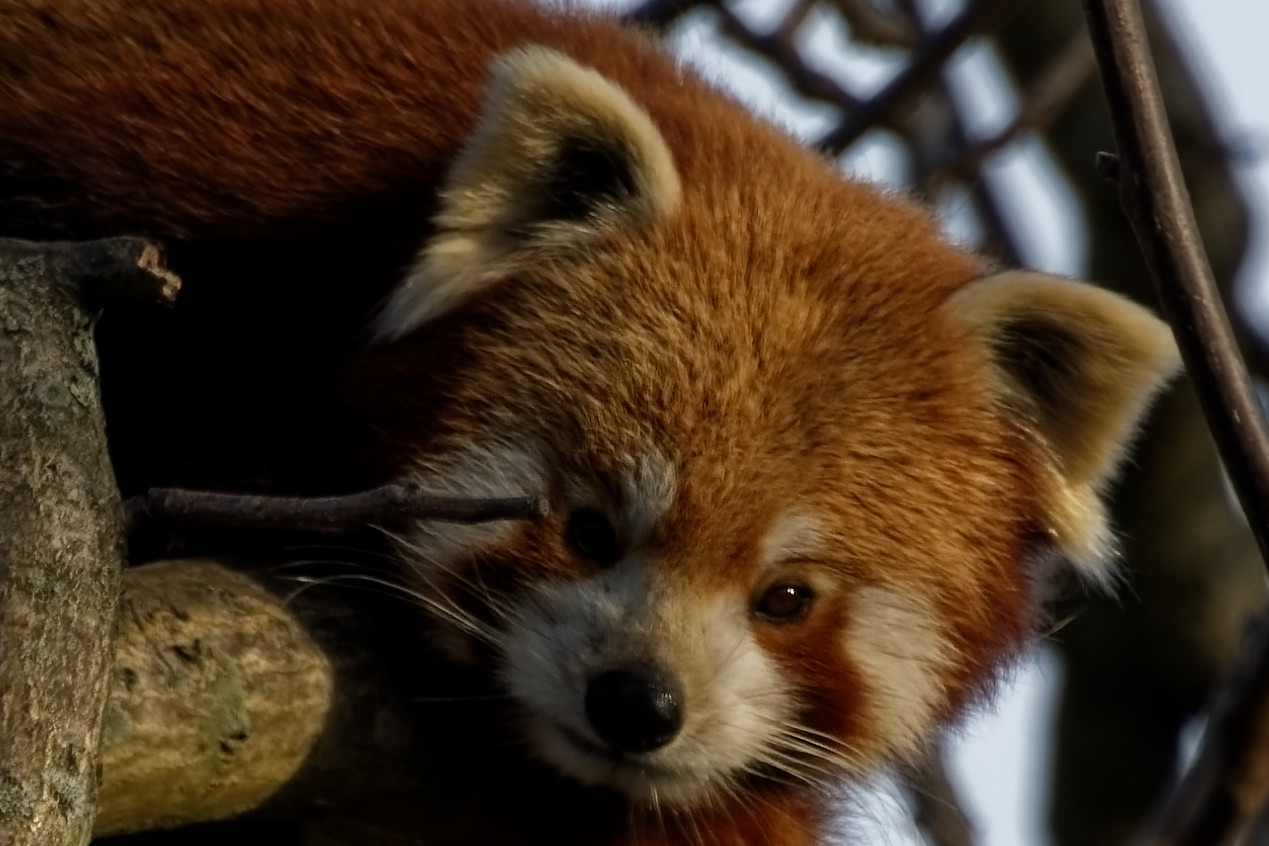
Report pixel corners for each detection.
[378,254,1034,806]
[351,46,1178,809]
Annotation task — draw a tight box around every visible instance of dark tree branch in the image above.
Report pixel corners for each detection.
[814,0,1021,155]
[123,484,546,538]
[1082,0,1269,566]
[1133,616,1269,846]
[932,34,1097,187]
[712,0,863,113]
[893,0,1024,268]
[824,0,916,49]
[1083,0,1269,838]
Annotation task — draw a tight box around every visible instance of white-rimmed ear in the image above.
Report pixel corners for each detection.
[374,46,681,341]
[947,271,1180,579]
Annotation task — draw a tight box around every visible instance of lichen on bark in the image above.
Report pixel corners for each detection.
[0,238,166,846]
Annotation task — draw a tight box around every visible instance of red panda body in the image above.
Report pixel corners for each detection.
[0,1,1178,844]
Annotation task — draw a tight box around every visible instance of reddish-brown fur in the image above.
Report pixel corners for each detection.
[0,1,1170,843]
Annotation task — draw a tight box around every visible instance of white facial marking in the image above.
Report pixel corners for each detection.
[559,449,677,543]
[843,584,954,758]
[500,564,794,806]
[760,508,827,568]
[621,451,677,541]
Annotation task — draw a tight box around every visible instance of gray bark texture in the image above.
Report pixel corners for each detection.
[0,239,133,845]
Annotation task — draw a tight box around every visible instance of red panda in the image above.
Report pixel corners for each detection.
[0,0,1179,843]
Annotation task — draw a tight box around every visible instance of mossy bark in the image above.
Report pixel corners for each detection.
[93,561,335,837]
[0,240,128,845]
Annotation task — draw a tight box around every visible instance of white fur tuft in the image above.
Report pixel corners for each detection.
[843,585,955,758]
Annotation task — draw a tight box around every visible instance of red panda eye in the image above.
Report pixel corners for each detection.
[755,583,814,622]
[566,508,619,565]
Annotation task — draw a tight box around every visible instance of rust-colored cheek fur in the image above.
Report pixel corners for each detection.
[1,0,1178,844]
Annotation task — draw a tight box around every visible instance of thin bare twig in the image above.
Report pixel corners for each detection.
[896,0,1024,268]
[824,0,916,49]
[123,484,545,538]
[1082,0,1269,566]
[934,34,1097,185]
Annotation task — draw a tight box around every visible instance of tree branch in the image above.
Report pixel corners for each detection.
[94,561,337,837]
[814,0,1020,155]
[123,484,544,539]
[0,237,174,845]
[94,559,536,845]
[824,0,916,49]
[1133,616,1269,846]
[1082,0,1269,567]
[623,0,701,30]
[0,237,181,308]
[711,0,863,113]
[931,34,1097,187]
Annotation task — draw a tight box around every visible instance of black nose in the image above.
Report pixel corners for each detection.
[584,665,684,754]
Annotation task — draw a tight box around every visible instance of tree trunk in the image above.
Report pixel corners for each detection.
[0,239,132,845]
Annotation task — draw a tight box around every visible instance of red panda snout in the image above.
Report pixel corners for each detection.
[497,558,799,807]
[585,664,685,755]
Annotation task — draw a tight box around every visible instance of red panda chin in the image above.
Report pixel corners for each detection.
[529,720,710,807]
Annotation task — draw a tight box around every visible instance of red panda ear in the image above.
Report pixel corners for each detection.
[374,46,681,340]
[947,271,1181,579]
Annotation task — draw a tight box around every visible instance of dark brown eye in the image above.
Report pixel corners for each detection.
[755,583,814,622]
[566,508,619,565]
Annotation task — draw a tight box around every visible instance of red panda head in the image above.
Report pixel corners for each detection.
[354,46,1179,808]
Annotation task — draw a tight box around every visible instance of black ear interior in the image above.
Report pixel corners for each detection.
[991,316,1088,416]
[533,135,639,222]
[989,313,1111,472]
